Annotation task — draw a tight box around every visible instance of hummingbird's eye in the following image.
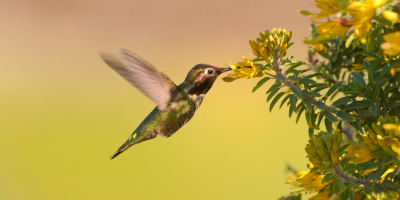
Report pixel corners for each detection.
[207,69,213,75]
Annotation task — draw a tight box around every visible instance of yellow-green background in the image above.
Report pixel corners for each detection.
[1,0,318,199]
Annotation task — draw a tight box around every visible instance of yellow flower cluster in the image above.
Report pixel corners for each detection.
[286,170,332,193]
[303,0,398,45]
[347,0,387,43]
[223,28,291,82]
[313,0,346,18]
[305,131,342,169]
[255,28,292,59]
[305,19,351,44]
[222,57,272,82]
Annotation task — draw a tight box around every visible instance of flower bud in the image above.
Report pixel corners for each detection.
[377,135,391,151]
[330,151,340,166]
[362,133,375,146]
[368,129,378,144]
[249,39,262,58]
[372,123,386,136]
[279,43,288,57]
[383,10,399,22]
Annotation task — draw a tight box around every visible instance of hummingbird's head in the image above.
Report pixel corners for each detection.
[184,64,231,96]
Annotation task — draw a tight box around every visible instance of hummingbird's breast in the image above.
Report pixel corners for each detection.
[159,94,204,137]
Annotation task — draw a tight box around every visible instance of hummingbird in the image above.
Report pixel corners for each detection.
[100,49,231,159]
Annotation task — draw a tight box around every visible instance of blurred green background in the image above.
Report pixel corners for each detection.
[1,0,318,199]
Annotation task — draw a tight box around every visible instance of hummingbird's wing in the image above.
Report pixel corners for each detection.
[100,49,183,110]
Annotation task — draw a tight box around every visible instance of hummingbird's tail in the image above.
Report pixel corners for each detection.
[109,140,134,160]
[110,150,124,160]
[109,131,158,160]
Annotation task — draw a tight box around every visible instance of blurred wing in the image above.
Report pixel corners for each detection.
[100,49,182,110]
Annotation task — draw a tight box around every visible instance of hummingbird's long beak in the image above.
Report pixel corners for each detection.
[221,67,232,72]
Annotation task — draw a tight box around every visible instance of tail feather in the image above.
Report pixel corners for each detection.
[110,150,124,160]
[109,142,131,160]
[109,132,158,160]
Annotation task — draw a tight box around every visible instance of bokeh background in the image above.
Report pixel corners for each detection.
[1,0,319,199]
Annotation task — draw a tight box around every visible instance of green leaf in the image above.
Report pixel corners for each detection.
[370,149,385,154]
[336,111,355,122]
[302,98,312,112]
[341,157,352,167]
[374,183,391,194]
[298,79,317,85]
[367,60,374,87]
[345,103,366,110]
[305,111,312,128]
[316,112,324,126]
[363,162,383,170]
[308,127,314,138]
[332,97,352,106]
[351,72,366,88]
[364,186,374,195]
[325,118,333,133]
[344,165,362,171]
[285,69,298,75]
[299,10,315,16]
[296,106,305,124]
[290,95,297,113]
[339,143,351,153]
[289,106,294,118]
[312,85,330,93]
[326,81,343,97]
[301,90,321,97]
[368,173,382,181]
[266,84,281,94]
[287,76,300,82]
[252,57,264,62]
[382,180,400,190]
[310,110,320,130]
[370,104,377,117]
[322,111,339,122]
[290,86,302,98]
[338,179,345,191]
[349,191,355,200]
[315,101,325,111]
[303,72,324,79]
[386,101,400,109]
[269,92,285,112]
[279,94,291,109]
[380,63,394,77]
[351,121,363,133]
[322,173,333,184]
[252,77,271,93]
[267,88,280,102]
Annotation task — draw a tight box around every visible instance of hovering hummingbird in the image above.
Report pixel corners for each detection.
[100,49,231,159]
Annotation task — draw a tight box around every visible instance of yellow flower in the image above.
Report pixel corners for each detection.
[314,0,348,18]
[381,166,396,181]
[347,0,387,43]
[222,57,272,82]
[315,43,324,52]
[310,190,331,200]
[355,147,376,164]
[343,143,376,164]
[304,19,351,44]
[381,31,400,56]
[382,10,399,22]
[286,171,332,193]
